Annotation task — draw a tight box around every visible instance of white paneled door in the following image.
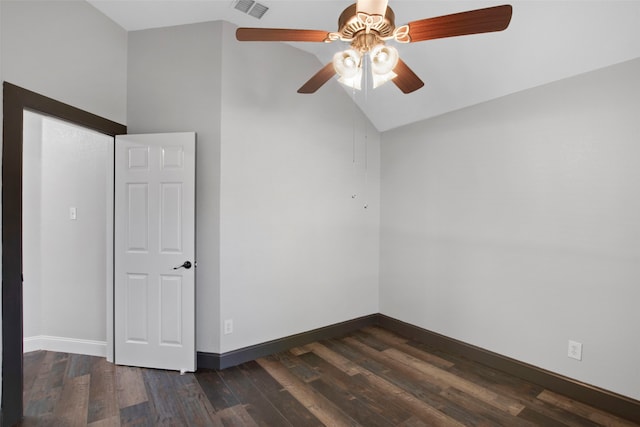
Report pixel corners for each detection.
[114,132,196,372]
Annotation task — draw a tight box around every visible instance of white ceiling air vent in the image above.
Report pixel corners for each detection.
[233,0,269,19]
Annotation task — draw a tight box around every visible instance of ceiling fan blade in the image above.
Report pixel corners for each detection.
[236,28,330,42]
[356,0,389,17]
[297,63,336,94]
[406,4,513,43]
[392,59,424,94]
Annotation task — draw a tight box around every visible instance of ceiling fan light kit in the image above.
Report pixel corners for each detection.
[333,49,364,90]
[235,1,512,94]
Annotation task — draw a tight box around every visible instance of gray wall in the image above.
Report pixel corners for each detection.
[380,57,640,400]
[22,112,43,340]
[0,0,127,123]
[1,0,127,402]
[23,112,111,346]
[218,22,380,353]
[127,21,380,354]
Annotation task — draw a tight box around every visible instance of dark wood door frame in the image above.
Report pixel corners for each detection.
[1,82,126,426]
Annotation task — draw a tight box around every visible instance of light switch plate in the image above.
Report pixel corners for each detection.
[568,340,583,360]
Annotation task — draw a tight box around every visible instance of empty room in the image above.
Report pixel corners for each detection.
[1,0,640,425]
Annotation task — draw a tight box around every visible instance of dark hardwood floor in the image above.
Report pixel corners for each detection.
[20,326,638,426]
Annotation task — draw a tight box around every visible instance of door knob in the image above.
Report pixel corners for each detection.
[173,261,192,270]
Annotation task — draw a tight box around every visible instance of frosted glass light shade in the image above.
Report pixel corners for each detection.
[338,69,363,90]
[371,44,399,76]
[333,49,361,77]
[333,45,399,90]
[372,70,397,88]
[333,49,363,90]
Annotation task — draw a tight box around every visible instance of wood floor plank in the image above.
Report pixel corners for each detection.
[445,352,543,399]
[87,415,122,427]
[24,350,55,399]
[361,326,409,345]
[142,368,186,425]
[115,365,148,409]
[289,346,312,356]
[172,370,224,426]
[537,390,639,427]
[24,385,63,418]
[517,406,575,427]
[195,370,240,411]
[299,351,410,426]
[357,367,468,427]
[53,373,90,426]
[315,340,469,426]
[272,351,321,382]
[217,364,292,426]
[19,414,57,427]
[305,342,362,376]
[48,352,70,390]
[379,343,527,416]
[438,387,536,426]
[308,375,395,427]
[215,404,260,427]
[330,336,523,425]
[88,356,119,424]
[361,327,455,369]
[441,358,602,426]
[67,353,95,378]
[176,382,220,426]
[324,337,444,395]
[23,350,47,399]
[24,351,66,418]
[322,337,448,400]
[20,327,639,427]
[239,359,324,427]
[256,356,358,427]
[119,401,154,426]
[513,388,602,427]
[23,351,55,399]
[440,354,605,426]
[350,329,392,352]
[397,416,431,427]
[311,341,471,427]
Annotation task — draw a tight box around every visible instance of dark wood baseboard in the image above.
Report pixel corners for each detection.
[377,314,640,425]
[198,313,640,424]
[197,314,378,370]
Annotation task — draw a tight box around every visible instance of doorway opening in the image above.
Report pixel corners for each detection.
[2,82,126,426]
[22,111,114,357]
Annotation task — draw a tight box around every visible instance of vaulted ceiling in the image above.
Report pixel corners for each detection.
[88,0,640,131]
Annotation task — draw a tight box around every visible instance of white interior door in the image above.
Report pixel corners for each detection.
[114,132,196,372]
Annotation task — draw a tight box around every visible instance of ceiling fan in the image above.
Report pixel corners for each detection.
[236,0,512,94]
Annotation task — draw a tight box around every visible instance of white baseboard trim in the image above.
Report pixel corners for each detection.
[24,335,107,357]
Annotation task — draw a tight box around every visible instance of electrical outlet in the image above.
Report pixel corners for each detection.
[568,340,583,361]
[224,319,233,335]
[69,207,77,220]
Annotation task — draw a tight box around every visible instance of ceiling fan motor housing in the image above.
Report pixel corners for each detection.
[337,3,396,42]
[352,33,384,53]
